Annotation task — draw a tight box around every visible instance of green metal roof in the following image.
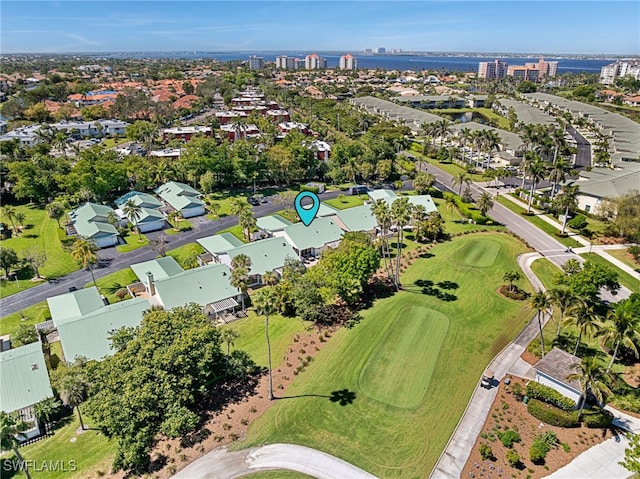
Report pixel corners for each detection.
[0,342,53,412]
[130,256,184,283]
[197,232,245,255]
[368,189,398,202]
[138,207,165,223]
[336,205,379,232]
[153,263,240,310]
[70,202,115,223]
[47,287,104,327]
[57,298,149,362]
[74,221,119,239]
[282,217,344,251]
[317,203,339,217]
[129,192,163,209]
[256,214,292,232]
[70,202,119,239]
[407,195,438,213]
[228,237,298,275]
[155,181,205,212]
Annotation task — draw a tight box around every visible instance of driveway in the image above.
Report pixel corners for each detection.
[172,443,377,479]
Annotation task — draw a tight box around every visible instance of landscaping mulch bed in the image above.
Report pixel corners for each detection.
[462,377,614,479]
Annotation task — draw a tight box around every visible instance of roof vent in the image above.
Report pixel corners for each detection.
[31,364,38,370]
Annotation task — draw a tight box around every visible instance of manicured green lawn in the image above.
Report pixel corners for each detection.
[83,267,138,303]
[102,137,128,148]
[204,188,299,220]
[411,151,486,182]
[0,301,51,337]
[323,195,365,210]
[164,219,193,235]
[166,243,205,269]
[115,233,149,253]
[218,225,248,243]
[224,312,307,368]
[579,253,640,293]
[0,205,79,298]
[431,107,511,130]
[494,196,582,248]
[607,248,640,273]
[4,412,118,479]
[47,340,64,370]
[239,233,534,478]
[530,258,561,290]
[431,197,505,235]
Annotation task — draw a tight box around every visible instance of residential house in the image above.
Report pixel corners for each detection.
[68,202,120,248]
[366,190,438,223]
[533,347,583,406]
[219,237,298,286]
[215,110,248,125]
[310,140,331,161]
[316,203,339,218]
[114,191,166,233]
[149,148,182,160]
[278,121,311,136]
[219,123,261,141]
[47,287,105,326]
[276,216,343,259]
[51,119,128,138]
[197,233,245,262]
[0,124,42,146]
[155,181,205,218]
[0,342,54,439]
[255,214,293,239]
[334,205,379,233]
[129,256,185,296]
[162,126,212,141]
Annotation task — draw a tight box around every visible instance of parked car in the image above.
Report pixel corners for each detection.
[481,368,495,389]
[247,196,260,206]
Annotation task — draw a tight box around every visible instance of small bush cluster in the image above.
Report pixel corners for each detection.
[498,429,521,448]
[505,449,520,467]
[526,382,576,411]
[527,399,580,428]
[529,430,558,464]
[583,409,614,428]
[479,443,494,460]
[567,214,588,230]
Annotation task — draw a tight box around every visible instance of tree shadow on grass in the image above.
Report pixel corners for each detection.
[405,279,458,302]
[277,393,330,400]
[419,252,435,259]
[436,280,459,290]
[329,389,356,406]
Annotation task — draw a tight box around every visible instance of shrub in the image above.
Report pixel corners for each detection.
[506,449,520,467]
[561,442,571,453]
[629,245,640,262]
[300,184,320,194]
[479,443,493,460]
[498,430,521,448]
[527,399,580,428]
[567,214,588,230]
[613,393,640,413]
[537,430,559,448]
[529,439,550,464]
[526,382,576,411]
[510,382,524,399]
[582,409,614,428]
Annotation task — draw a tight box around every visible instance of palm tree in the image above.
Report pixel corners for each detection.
[433,118,452,149]
[531,291,551,357]
[1,206,18,236]
[370,199,393,282]
[471,130,485,168]
[597,301,640,373]
[71,238,98,288]
[252,286,279,400]
[33,397,62,434]
[567,356,612,420]
[476,192,494,216]
[548,288,577,337]
[220,328,239,374]
[239,209,257,241]
[230,198,251,217]
[548,156,569,200]
[526,155,547,213]
[444,193,458,221]
[457,127,472,163]
[231,254,252,310]
[564,300,601,356]
[391,197,412,289]
[555,184,580,234]
[482,130,501,168]
[123,199,143,242]
[58,372,88,430]
[503,270,522,292]
[452,171,471,195]
[0,412,33,479]
[262,270,278,286]
[46,202,66,228]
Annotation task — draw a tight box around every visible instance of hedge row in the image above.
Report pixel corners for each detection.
[526,382,576,412]
[454,197,489,225]
[527,399,580,428]
[583,409,614,428]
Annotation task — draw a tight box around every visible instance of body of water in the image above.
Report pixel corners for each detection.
[92,51,612,74]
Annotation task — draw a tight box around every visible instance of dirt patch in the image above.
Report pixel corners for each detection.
[521,350,540,366]
[624,364,640,388]
[594,236,627,245]
[462,377,614,479]
[497,284,528,301]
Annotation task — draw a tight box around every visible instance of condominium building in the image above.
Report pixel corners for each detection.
[275,55,297,69]
[600,60,640,84]
[478,59,508,79]
[528,57,558,78]
[339,54,357,70]
[508,65,539,81]
[248,55,264,70]
[305,53,327,69]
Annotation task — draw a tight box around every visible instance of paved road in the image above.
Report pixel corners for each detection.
[0,190,347,316]
[567,125,592,168]
[172,443,377,479]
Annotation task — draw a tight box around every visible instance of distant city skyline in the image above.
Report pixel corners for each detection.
[2,1,639,55]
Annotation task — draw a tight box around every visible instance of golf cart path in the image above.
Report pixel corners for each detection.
[172,443,377,479]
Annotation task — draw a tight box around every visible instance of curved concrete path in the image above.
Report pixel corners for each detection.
[172,443,377,479]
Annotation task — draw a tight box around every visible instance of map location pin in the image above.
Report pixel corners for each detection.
[294,191,320,227]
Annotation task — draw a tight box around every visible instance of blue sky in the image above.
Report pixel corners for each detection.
[2,1,639,54]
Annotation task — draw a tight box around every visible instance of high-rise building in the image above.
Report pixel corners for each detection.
[478,59,508,79]
[305,53,327,69]
[600,60,640,84]
[339,54,357,70]
[276,56,297,69]
[375,47,386,54]
[248,55,264,70]
[508,65,539,81]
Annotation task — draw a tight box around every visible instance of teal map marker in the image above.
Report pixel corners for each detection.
[295,191,320,227]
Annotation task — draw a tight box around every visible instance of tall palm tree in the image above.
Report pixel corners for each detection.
[452,170,471,195]
[482,130,501,168]
[476,192,494,216]
[531,291,551,357]
[503,270,522,292]
[567,356,612,420]
[0,412,33,479]
[46,202,66,228]
[433,118,452,149]
[1,206,18,236]
[252,286,279,400]
[548,156,569,200]
[457,127,472,162]
[33,397,62,434]
[444,193,458,221]
[58,372,88,430]
[123,199,143,242]
[391,197,412,289]
[526,155,547,213]
[555,184,580,234]
[239,209,257,241]
[220,328,239,374]
[71,238,98,288]
[370,199,393,281]
[471,130,486,169]
[564,300,601,356]
[597,301,640,373]
[231,254,252,310]
[262,270,278,286]
[230,198,251,217]
[548,288,577,337]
